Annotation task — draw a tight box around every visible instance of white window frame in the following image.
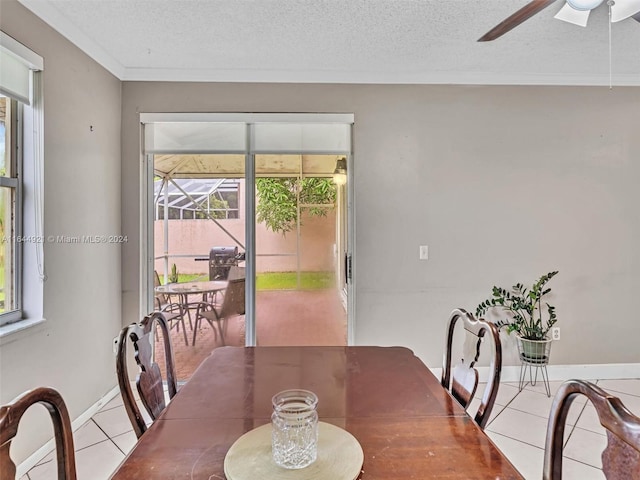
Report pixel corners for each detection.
[0,32,45,337]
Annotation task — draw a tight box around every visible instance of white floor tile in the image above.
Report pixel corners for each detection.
[563,426,608,469]
[609,390,640,416]
[111,430,138,456]
[562,458,606,480]
[92,405,136,438]
[486,431,544,480]
[575,403,607,435]
[508,388,584,425]
[73,420,110,451]
[27,458,57,479]
[521,379,567,397]
[495,382,521,406]
[597,378,640,397]
[28,440,124,480]
[75,439,125,480]
[487,407,550,449]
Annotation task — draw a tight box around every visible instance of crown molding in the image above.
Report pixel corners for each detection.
[121,67,640,86]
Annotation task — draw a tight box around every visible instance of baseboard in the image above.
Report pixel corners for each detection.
[496,363,640,383]
[16,384,120,478]
[430,363,640,384]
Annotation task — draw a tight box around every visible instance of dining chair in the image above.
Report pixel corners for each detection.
[193,277,245,346]
[441,308,502,429]
[154,270,189,345]
[0,387,77,480]
[116,311,178,438]
[543,379,640,479]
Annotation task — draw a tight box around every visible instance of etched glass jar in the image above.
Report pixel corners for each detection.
[271,389,319,469]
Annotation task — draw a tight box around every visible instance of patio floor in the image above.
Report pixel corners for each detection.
[156,288,347,380]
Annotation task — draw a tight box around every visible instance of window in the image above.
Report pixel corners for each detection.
[0,96,21,323]
[0,32,44,329]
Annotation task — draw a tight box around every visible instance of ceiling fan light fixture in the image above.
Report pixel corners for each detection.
[555,3,592,25]
[566,0,605,10]
[610,0,640,22]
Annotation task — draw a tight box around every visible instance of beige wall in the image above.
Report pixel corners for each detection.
[123,83,640,368]
[0,0,122,463]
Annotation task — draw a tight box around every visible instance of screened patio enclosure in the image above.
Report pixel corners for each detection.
[152,153,347,285]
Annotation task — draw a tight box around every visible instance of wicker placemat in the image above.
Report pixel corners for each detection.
[224,422,363,480]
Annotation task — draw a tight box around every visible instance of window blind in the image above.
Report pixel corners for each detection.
[142,114,353,155]
[0,31,44,105]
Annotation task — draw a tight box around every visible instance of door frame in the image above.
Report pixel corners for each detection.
[139,113,355,345]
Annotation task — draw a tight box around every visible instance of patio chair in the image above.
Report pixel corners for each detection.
[154,270,189,345]
[0,387,77,479]
[441,308,502,429]
[116,312,178,438]
[193,278,245,346]
[543,379,640,479]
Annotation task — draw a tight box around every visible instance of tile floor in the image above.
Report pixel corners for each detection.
[20,377,640,479]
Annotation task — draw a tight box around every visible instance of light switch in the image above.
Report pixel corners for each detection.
[419,245,429,260]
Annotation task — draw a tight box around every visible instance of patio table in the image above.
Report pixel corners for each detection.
[110,346,523,479]
[155,280,228,325]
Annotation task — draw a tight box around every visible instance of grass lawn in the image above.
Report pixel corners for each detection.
[257,271,335,290]
[170,271,335,290]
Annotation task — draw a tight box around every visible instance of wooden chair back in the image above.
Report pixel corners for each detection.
[116,312,178,438]
[0,387,76,480]
[543,379,640,479]
[441,308,502,429]
[219,278,246,319]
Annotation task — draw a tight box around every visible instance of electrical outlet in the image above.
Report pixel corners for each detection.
[419,245,429,260]
[552,327,561,341]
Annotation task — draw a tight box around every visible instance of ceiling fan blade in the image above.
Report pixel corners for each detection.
[478,0,559,41]
[554,3,591,26]
[611,0,640,22]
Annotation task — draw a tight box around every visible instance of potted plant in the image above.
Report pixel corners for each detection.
[476,271,559,362]
[168,263,179,284]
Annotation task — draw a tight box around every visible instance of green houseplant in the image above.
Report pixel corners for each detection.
[476,271,559,361]
[476,271,558,340]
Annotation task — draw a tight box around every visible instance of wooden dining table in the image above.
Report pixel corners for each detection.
[110,346,524,479]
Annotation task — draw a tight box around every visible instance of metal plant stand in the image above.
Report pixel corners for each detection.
[516,336,553,397]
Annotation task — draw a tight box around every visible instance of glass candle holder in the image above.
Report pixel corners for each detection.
[271,389,319,469]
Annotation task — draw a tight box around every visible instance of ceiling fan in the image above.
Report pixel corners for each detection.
[478,0,640,41]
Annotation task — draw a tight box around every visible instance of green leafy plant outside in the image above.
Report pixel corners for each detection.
[168,263,179,283]
[256,178,336,234]
[476,271,559,341]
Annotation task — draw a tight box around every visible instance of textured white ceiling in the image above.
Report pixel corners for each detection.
[17,0,640,85]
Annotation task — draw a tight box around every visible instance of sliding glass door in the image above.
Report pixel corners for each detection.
[142,114,353,378]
